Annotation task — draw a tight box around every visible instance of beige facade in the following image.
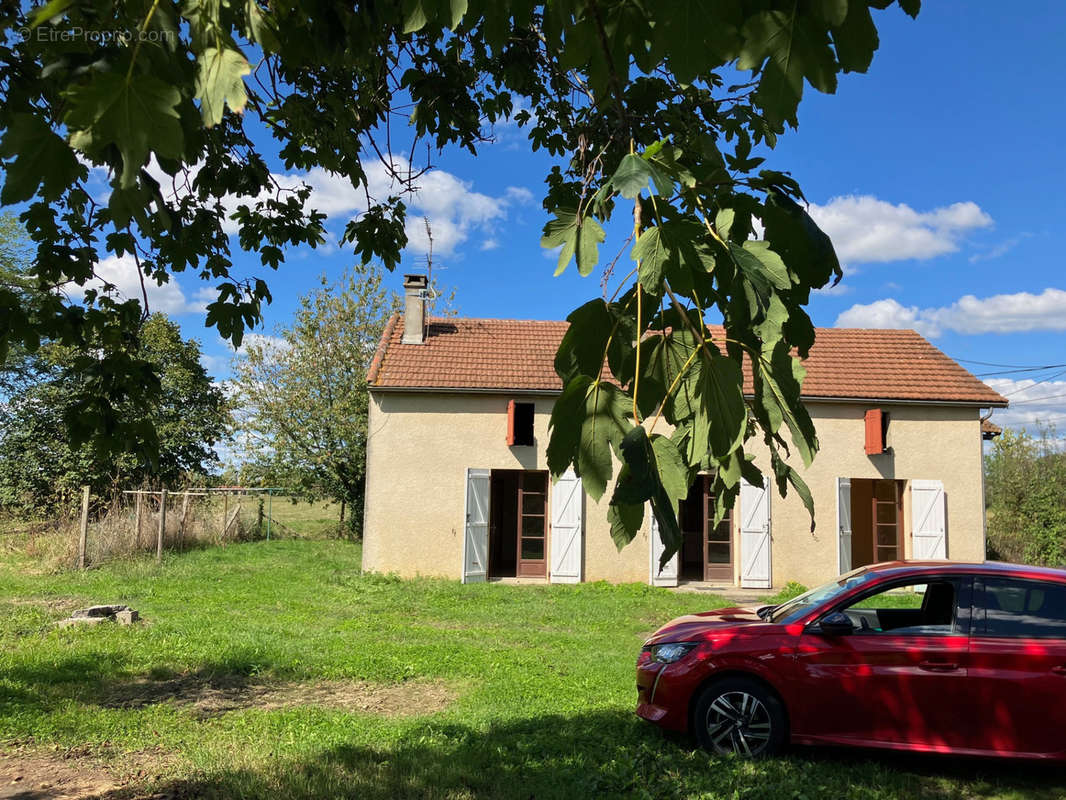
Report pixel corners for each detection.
[362,389,987,588]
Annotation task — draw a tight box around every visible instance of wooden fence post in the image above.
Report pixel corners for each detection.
[179,491,190,550]
[156,488,167,563]
[78,485,90,569]
[222,492,229,540]
[134,491,143,549]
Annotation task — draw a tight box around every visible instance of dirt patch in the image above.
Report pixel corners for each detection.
[98,675,457,719]
[0,749,120,800]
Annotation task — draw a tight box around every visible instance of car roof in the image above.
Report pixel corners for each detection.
[863,560,1066,583]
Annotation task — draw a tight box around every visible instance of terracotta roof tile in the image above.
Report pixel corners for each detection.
[371,317,1008,407]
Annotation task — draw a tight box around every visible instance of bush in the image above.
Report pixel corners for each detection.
[986,426,1066,567]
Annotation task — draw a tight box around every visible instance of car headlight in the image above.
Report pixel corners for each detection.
[645,642,698,664]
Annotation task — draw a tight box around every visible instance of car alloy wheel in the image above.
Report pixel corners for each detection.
[704,691,772,755]
[693,677,787,757]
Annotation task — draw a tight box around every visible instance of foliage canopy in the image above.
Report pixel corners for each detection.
[985,426,1066,568]
[1,0,920,563]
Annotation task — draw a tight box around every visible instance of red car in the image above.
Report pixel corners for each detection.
[637,561,1066,759]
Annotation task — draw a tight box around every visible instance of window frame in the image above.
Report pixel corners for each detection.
[814,574,974,637]
[974,576,1066,641]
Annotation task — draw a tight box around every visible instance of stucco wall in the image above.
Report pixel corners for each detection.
[362,390,986,587]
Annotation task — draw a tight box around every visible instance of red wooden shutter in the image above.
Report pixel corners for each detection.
[506,400,516,446]
[864,409,884,455]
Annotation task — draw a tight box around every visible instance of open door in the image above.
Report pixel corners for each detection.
[463,468,490,583]
[550,469,583,583]
[740,478,771,589]
[837,477,852,574]
[649,511,679,587]
[911,479,946,559]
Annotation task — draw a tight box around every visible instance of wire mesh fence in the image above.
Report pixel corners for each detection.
[5,487,302,570]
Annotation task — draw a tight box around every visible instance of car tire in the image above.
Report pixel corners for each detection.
[693,677,788,757]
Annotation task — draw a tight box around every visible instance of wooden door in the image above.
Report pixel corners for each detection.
[871,480,902,563]
[704,477,734,582]
[517,471,548,578]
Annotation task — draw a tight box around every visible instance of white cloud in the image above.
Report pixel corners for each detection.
[225,333,290,355]
[481,238,500,251]
[74,254,207,315]
[835,288,1066,337]
[808,195,993,266]
[147,157,529,258]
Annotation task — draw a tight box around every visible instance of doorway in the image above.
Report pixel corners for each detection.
[849,478,903,568]
[678,476,733,582]
[488,470,548,578]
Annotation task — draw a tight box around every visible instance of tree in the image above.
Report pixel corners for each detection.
[0,1,921,563]
[230,263,402,534]
[985,426,1066,567]
[0,313,229,510]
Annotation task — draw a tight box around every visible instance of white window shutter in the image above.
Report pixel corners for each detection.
[911,479,947,560]
[550,469,583,583]
[649,510,678,587]
[463,468,490,583]
[837,477,852,574]
[740,478,772,589]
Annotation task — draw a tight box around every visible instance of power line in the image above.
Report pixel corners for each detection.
[975,365,1066,377]
[1008,391,1066,405]
[954,357,1066,369]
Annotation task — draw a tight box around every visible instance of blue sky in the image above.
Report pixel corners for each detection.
[82,2,1066,433]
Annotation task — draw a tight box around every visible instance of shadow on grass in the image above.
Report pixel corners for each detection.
[69,712,1066,800]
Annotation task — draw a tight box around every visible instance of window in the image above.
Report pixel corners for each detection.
[982,578,1066,639]
[507,401,535,446]
[834,578,965,636]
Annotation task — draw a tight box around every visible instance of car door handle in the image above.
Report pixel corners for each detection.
[919,660,959,672]
[1052,666,1066,676]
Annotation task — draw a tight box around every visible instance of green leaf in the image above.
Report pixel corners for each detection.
[196,47,252,127]
[740,10,839,128]
[555,298,614,384]
[607,498,645,551]
[0,114,85,204]
[831,2,879,73]
[762,190,842,308]
[540,210,606,277]
[64,72,184,189]
[246,0,281,52]
[898,0,921,19]
[654,0,741,82]
[814,0,848,26]
[609,152,675,199]
[698,351,747,459]
[741,240,792,290]
[403,0,429,32]
[449,0,468,29]
[29,0,73,27]
[546,376,631,501]
[715,208,735,240]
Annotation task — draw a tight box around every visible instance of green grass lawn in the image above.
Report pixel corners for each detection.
[0,541,1061,799]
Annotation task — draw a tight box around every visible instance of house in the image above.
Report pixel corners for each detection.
[361,275,1008,589]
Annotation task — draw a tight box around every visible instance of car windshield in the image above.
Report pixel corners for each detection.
[767,567,876,624]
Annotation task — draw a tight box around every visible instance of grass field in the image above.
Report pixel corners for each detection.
[0,541,1062,799]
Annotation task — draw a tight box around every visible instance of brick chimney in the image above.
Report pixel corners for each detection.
[402,274,428,344]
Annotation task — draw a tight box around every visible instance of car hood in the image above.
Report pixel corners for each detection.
[644,606,772,645]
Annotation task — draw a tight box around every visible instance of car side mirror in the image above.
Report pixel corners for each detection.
[816,612,854,637]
